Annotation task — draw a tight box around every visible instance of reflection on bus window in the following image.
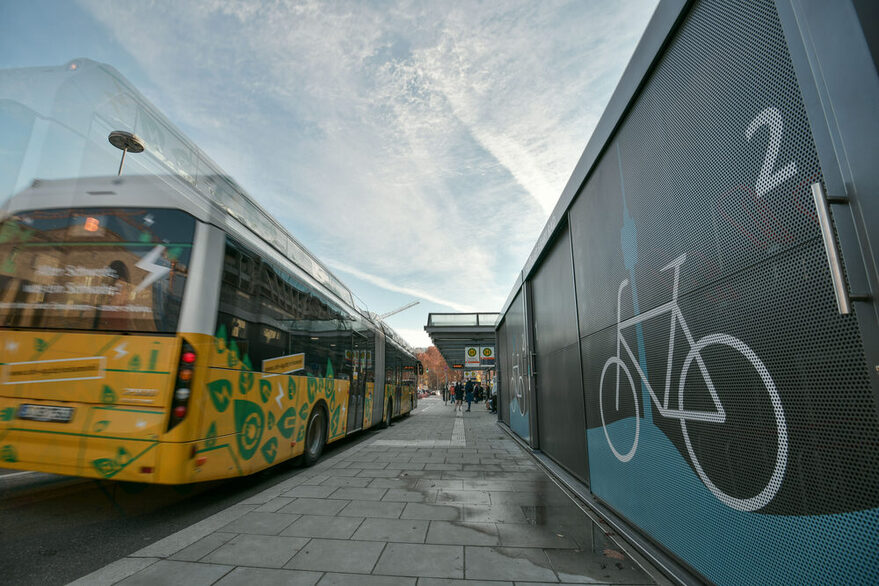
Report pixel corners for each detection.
[0,207,194,333]
[216,236,353,375]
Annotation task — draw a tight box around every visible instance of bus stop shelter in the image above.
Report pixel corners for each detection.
[424,312,499,379]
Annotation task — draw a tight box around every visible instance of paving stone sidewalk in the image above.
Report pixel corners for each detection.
[71,397,658,585]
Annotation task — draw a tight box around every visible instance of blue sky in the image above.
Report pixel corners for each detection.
[0,0,657,347]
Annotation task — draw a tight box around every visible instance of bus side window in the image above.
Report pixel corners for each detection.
[218,236,352,376]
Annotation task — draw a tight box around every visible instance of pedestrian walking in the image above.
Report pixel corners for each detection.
[464,378,474,412]
[454,381,463,412]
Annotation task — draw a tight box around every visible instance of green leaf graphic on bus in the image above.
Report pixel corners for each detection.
[239,369,254,395]
[34,338,48,353]
[101,385,117,404]
[287,377,297,400]
[267,411,275,431]
[330,406,340,435]
[93,420,110,432]
[92,447,132,478]
[259,379,272,403]
[278,407,297,439]
[228,340,240,368]
[0,444,17,463]
[208,379,233,412]
[214,325,228,353]
[298,402,309,421]
[206,422,217,448]
[325,379,335,402]
[92,458,117,477]
[261,437,278,464]
[234,400,264,460]
[0,408,13,422]
[307,377,317,402]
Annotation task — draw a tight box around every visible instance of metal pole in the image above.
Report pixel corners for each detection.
[108,131,145,177]
[117,148,127,176]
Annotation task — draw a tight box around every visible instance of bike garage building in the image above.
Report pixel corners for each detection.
[495,0,879,583]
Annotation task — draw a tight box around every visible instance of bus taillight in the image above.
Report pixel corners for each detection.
[168,339,196,431]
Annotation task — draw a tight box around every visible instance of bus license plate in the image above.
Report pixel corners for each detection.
[17,404,74,423]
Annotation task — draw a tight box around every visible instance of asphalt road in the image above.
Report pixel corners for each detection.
[0,432,369,586]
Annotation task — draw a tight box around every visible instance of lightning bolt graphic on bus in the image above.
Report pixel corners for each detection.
[134,245,171,293]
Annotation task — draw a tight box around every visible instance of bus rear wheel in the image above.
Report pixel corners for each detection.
[382,400,393,428]
[303,406,326,466]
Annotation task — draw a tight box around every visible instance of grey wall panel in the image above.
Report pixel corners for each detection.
[531,227,579,354]
[569,155,631,337]
[535,343,588,481]
[529,226,588,480]
[852,0,879,73]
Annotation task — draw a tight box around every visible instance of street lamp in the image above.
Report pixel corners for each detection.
[108,130,145,176]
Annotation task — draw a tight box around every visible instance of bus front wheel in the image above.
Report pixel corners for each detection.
[303,406,327,466]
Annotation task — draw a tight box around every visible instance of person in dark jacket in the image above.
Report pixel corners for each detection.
[464,378,474,412]
[454,381,463,412]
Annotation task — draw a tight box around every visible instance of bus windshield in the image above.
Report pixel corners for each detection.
[0,207,194,333]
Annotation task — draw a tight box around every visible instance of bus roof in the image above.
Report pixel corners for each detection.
[0,58,354,308]
[0,59,419,360]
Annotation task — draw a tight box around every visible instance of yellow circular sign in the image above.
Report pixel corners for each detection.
[482,348,492,356]
[467,348,477,357]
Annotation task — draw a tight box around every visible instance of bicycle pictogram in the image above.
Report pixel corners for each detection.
[510,336,528,416]
[599,253,788,511]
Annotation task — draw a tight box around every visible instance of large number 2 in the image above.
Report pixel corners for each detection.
[746,107,797,197]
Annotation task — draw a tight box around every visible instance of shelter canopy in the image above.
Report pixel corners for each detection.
[424,312,498,370]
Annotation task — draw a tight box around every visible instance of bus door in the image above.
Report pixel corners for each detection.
[372,330,386,426]
[346,333,367,432]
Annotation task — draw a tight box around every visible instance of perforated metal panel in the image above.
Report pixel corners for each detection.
[496,289,531,442]
[531,227,588,481]
[567,0,879,583]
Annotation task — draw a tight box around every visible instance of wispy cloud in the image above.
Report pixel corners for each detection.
[325,260,476,313]
[77,0,656,344]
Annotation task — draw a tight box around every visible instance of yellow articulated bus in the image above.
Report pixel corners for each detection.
[0,177,420,483]
[0,61,421,484]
